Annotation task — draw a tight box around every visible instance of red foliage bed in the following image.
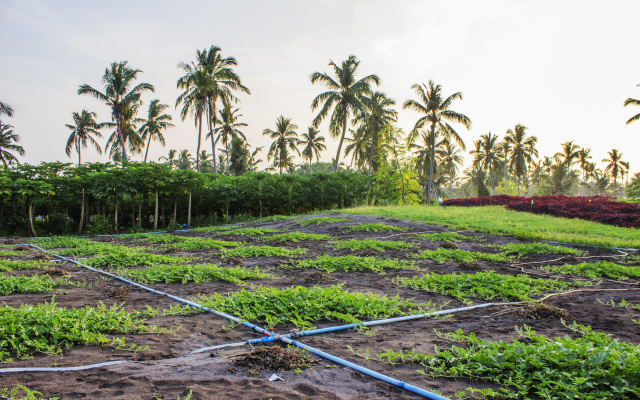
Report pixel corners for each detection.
[443,195,640,228]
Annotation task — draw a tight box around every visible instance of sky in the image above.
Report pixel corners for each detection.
[1,0,639,175]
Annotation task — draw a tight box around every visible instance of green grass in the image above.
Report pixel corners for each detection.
[376,324,640,400]
[497,242,585,257]
[330,239,414,252]
[542,261,640,280]
[0,259,49,272]
[394,271,587,302]
[0,300,160,362]
[216,227,283,236]
[0,274,78,295]
[341,205,640,249]
[412,248,511,263]
[193,285,432,329]
[84,251,195,268]
[289,255,418,273]
[221,245,306,258]
[113,264,272,285]
[342,223,408,233]
[296,217,351,226]
[412,232,483,242]
[261,232,335,242]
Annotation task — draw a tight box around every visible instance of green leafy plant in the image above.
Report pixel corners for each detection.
[497,242,584,257]
[412,232,483,242]
[542,261,640,280]
[342,223,407,233]
[216,227,283,236]
[113,264,272,285]
[193,285,432,329]
[221,245,306,258]
[330,239,413,251]
[395,271,587,302]
[0,300,161,362]
[296,217,351,226]
[0,259,49,272]
[412,248,511,263]
[0,250,22,257]
[261,232,334,242]
[29,237,93,249]
[376,323,640,400]
[290,255,418,273]
[84,251,195,268]
[0,274,79,295]
[0,385,59,400]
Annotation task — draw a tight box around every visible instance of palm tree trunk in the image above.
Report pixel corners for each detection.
[393,146,407,206]
[427,123,436,205]
[225,139,230,173]
[517,176,521,196]
[209,102,218,174]
[28,200,36,237]
[368,135,374,176]
[333,111,348,173]
[78,139,82,166]
[153,191,158,230]
[490,164,495,195]
[117,118,128,163]
[144,135,152,163]
[196,112,202,172]
[78,189,85,234]
[449,180,453,199]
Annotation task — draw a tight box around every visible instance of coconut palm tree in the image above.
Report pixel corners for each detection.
[139,99,174,163]
[0,123,24,168]
[176,64,210,171]
[300,126,326,174]
[504,124,538,196]
[554,141,580,170]
[471,132,501,195]
[65,110,104,165]
[176,150,194,170]
[344,126,370,172]
[263,116,300,175]
[0,101,13,118]
[196,46,250,174]
[577,148,593,183]
[437,139,464,198]
[159,149,177,168]
[78,61,154,162]
[603,149,625,187]
[103,102,144,161]
[310,55,380,173]
[210,106,247,172]
[353,91,397,174]
[624,84,640,126]
[403,81,471,203]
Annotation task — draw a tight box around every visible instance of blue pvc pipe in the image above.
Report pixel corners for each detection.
[279,336,451,400]
[547,241,638,252]
[25,245,270,336]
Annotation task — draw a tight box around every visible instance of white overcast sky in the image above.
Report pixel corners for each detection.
[1,0,639,174]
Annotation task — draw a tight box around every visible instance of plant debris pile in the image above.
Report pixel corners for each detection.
[234,346,317,372]
[515,303,574,320]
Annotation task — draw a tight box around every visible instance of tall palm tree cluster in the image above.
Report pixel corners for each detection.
[0,100,24,168]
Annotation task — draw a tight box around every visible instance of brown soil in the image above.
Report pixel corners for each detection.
[0,213,638,399]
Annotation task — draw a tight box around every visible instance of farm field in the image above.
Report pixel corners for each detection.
[0,213,639,400]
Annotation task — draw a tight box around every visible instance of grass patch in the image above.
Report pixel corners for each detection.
[498,242,585,257]
[194,285,431,329]
[542,261,640,280]
[113,264,272,285]
[343,223,408,233]
[0,260,49,271]
[0,274,78,295]
[412,248,511,263]
[296,217,351,226]
[412,232,483,242]
[376,323,640,400]
[261,232,335,242]
[341,205,640,249]
[221,246,306,258]
[330,239,413,252]
[217,227,283,236]
[289,255,418,273]
[84,251,195,268]
[394,271,586,302]
[0,301,160,362]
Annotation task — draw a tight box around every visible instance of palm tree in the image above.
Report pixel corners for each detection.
[198,150,213,172]
[176,149,194,170]
[65,110,103,165]
[263,116,300,175]
[623,84,640,126]
[437,139,464,198]
[554,141,580,170]
[300,126,326,174]
[0,101,14,118]
[403,81,471,203]
[139,99,174,163]
[176,64,210,171]
[353,91,397,174]
[0,123,24,168]
[577,148,593,183]
[504,124,538,196]
[310,55,380,173]
[103,102,144,161]
[78,61,154,162]
[210,106,247,172]
[471,132,501,195]
[196,46,250,174]
[159,149,177,168]
[603,149,625,187]
[344,126,370,172]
